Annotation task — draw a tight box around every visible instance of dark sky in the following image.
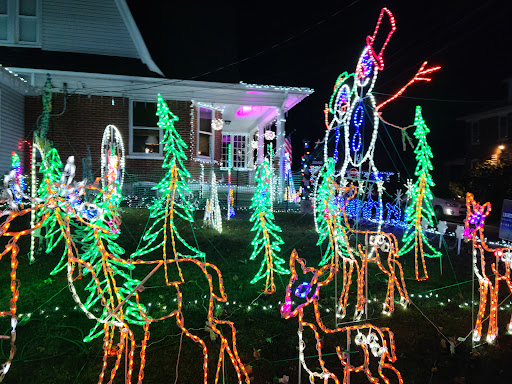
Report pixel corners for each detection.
[128,1,512,183]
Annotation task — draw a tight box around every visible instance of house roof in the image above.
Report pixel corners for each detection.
[0,0,163,77]
[0,47,161,79]
[114,0,163,76]
[457,104,512,122]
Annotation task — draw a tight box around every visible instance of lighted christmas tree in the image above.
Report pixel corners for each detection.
[399,106,441,281]
[314,158,351,266]
[131,94,204,283]
[77,182,147,341]
[36,148,65,257]
[249,158,288,294]
[203,170,222,233]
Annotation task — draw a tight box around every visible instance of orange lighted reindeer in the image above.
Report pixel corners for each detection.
[318,176,409,320]
[52,179,250,384]
[464,192,512,343]
[281,249,403,384]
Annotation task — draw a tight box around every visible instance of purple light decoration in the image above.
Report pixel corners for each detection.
[236,105,263,117]
[294,281,312,299]
[336,84,350,108]
[357,50,373,80]
[246,91,265,95]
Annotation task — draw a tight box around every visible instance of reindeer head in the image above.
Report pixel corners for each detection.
[464,193,491,241]
[280,250,334,319]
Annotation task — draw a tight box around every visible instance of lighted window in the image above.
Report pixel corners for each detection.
[471,122,480,145]
[0,0,40,46]
[130,101,162,156]
[221,134,248,168]
[499,116,508,140]
[198,107,213,158]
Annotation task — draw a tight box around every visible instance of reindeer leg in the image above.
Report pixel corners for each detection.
[137,322,150,384]
[108,327,126,384]
[473,281,488,342]
[338,259,353,319]
[212,320,251,384]
[487,281,499,343]
[355,256,366,320]
[98,323,111,384]
[389,257,410,307]
[214,340,226,384]
[176,312,209,383]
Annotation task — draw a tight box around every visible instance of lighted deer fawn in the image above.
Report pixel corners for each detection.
[464,192,512,343]
[317,174,409,321]
[0,203,49,381]
[340,185,409,317]
[281,249,403,384]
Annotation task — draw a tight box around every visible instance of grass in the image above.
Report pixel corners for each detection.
[0,208,512,383]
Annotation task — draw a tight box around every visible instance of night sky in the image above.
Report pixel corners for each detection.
[128,0,512,187]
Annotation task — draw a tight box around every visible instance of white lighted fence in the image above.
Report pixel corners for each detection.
[122,168,303,212]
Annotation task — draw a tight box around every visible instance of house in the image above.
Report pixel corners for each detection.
[457,80,512,171]
[0,0,313,201]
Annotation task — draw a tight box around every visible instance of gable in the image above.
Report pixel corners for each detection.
[41,0,138,58]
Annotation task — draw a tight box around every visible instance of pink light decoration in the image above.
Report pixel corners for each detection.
[246,91,265,95]
[236,105,263,117]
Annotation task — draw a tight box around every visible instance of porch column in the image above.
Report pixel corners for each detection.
[257,124,264,165]
[276,108,285,202]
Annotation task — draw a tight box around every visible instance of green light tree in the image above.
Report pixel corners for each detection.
[249,158,288,294]
[131,94,204,283]
[314,158,352,266]
[399,106,441,281]
[37,148,64,258]
[77,183,147,341]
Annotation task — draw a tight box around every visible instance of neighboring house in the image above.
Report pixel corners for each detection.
[458,100,511,171]
[0,0,313,200]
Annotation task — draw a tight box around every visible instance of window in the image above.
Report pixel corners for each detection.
[197,107,213,158]
[471,122,480,145]
[130,101,162,157]
[0,0,40,46]
[222,135,248,168]
[499,116,508,140]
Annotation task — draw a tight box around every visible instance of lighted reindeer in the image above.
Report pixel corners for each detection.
[48,163,250,383]
[281,249,403,384]
[339,185,409,317]
[464,192,512,343]
[0,151,57,381]
[315,160,409,321]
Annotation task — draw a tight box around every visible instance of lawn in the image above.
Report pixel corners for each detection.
[1,208,511,384]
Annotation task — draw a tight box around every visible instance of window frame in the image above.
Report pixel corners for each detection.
[220,133,249,170]
[0,0,42,47]
[128,99,164,159]
[196,107,215,160]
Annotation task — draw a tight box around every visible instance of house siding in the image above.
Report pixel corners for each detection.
[0,84,24,175]
[465,114,512,169]
[24,94,194,181]
[41,0,139,58]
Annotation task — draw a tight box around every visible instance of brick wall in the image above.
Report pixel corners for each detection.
[187,104,223,174]
[24,94,194,180]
